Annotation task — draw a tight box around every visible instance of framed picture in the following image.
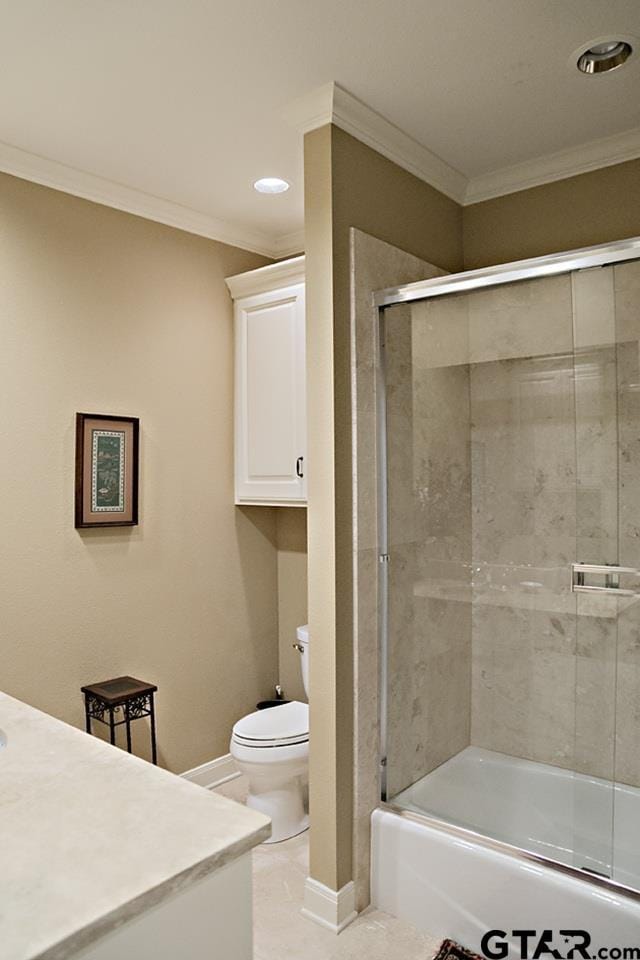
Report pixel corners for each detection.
[75,413,139,528]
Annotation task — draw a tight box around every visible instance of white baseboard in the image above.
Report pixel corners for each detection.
[301,877,357,934]
[180,753,240,791]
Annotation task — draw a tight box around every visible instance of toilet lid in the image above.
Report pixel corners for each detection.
[232,701,308,745]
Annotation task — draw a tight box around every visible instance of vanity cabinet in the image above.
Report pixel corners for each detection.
[226,256,306,506]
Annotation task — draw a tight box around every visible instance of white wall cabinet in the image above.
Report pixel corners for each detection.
[226,256,306,506]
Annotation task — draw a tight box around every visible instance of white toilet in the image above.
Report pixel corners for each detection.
[230,625,309,843]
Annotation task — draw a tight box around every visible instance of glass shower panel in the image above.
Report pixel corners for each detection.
[611,260,640,890]
[382,270,619,882]
[571,266,618,879]
[383,297,473,801]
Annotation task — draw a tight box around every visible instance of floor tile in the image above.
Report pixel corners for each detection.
[215,780,440,960]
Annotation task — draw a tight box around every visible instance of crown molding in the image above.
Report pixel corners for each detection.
[464,125,640,204]
[3,96,639,257]
[271,228,305,259]
[287,82,640,209]
[0,139,295,259]
[284,82,335,135]
[285,82,467,204]
[225,254,305,299]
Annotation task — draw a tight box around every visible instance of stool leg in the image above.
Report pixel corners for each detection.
[84,695,92,735]
[149,693,158,765]
[125,701,132,754]
[109,707,116,747]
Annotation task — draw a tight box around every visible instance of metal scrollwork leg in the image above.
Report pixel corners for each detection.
[125,700,132,753]
[109,707,116,746]
[149,694,158,765]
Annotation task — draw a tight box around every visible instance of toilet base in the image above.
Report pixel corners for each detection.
[261,814,309,844]
[230,727,309,845]
[246,781,308,843]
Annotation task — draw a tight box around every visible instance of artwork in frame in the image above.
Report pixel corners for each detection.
[75,413,139,528]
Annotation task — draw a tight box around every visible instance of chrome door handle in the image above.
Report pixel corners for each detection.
[573,584,638,597]
[571,562,639,596]
[572,563,638,576]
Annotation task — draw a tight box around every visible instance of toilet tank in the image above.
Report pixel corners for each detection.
[296,624,309,698]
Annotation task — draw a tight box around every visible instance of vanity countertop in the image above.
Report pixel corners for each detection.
[0,691,270,960]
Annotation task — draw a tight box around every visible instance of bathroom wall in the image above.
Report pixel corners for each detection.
[276,508,308,703]
[0,171,280,774]
[463,157,640,269]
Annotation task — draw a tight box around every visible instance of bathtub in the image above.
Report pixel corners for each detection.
[371,747,640,952]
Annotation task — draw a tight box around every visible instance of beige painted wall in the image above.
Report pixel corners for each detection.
[304,124,463,893]
[276,508,308,703]
[463,158,640,269]
[304,124,340,891]
[0,171,279,774]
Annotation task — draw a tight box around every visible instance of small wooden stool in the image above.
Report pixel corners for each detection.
[81,676,158,764]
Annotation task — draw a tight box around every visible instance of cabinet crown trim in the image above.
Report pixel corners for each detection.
[225,255,305,300]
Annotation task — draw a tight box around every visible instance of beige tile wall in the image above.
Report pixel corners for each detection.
[384,266,640,790]
[350,229,445,911]
[614,261,640,788]
[385,310,472,797]
[469,332,578,768]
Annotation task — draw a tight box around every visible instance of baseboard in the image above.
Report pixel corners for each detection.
[301,877,358,933]
[180,753,240,790]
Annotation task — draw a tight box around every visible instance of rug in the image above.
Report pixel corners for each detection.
[433,939,484,960]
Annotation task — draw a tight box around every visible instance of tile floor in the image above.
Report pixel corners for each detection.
[215,776,440,960]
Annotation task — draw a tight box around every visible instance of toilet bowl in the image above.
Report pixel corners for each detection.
[230,700,308,842]
[230,625,309,843]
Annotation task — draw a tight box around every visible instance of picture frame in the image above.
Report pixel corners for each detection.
[75,413,140,528]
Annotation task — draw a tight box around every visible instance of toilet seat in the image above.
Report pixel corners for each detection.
[231,701,308,748]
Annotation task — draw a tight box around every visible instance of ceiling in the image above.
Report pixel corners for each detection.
[1,0,639,256]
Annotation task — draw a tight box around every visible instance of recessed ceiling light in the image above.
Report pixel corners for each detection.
[253,177,290,194]
[577,39,633,74]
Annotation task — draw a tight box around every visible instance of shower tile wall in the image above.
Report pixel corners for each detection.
[350,228,444,910]
[614,260,640,789]
[469,347,578,768]
[468,272,622,779]
[386,263,640,800]
[573,269,619,782]
[385,301,472,799]
[467,276,578,767]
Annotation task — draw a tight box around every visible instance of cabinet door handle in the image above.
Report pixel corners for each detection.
[296,456,304,479]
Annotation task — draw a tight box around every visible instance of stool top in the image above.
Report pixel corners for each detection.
[81,676,157,706]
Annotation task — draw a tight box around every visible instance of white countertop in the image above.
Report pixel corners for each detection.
[0,692,270,960]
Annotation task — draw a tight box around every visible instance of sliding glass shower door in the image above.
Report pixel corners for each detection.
[380,253,640,893]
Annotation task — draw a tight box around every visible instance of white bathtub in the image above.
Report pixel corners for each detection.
[371,748,640,952]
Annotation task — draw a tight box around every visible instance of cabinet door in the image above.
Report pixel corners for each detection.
[235,283,306,504]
